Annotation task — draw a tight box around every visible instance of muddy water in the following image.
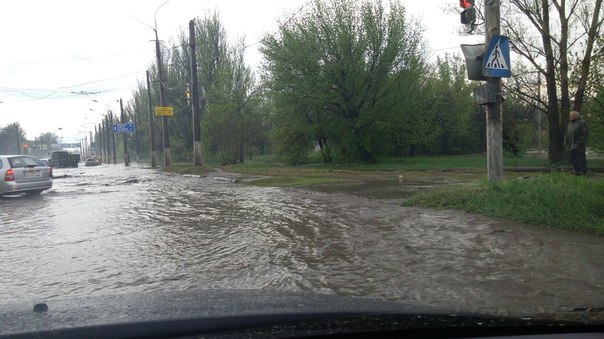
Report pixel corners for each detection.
[1,164,603,315]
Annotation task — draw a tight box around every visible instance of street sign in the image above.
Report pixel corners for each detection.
[155,106,174,117]
[482,35,511,78]
[112,123,135,134]
[460,43,486,81]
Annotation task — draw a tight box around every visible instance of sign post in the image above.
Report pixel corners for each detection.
[154,106,174,117]
[483,35,511,78]
[112,123,135,134]
[460,1,508,183]
[484,1,504,182]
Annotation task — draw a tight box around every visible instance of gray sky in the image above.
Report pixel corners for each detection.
[0,0,478,143]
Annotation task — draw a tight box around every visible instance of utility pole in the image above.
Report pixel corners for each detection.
[89,131,93,158]
[146,70,157,168]
[97,124,103,160]
[189,19,202,166]
[109,111,117,164]
[101,121,105,161]
[15,125,20,155]
[133,107,140,162]
[95,126,100,157]
[484,0,503,182]
[103,118,110,163]
[155,26,171,166]
[120,99,130,166]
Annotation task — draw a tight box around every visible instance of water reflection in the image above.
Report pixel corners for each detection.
[1,164,603,316]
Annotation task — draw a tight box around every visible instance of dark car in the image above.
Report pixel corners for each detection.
[0,155,52,196]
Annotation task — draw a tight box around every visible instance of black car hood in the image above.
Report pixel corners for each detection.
[1,290,602,338]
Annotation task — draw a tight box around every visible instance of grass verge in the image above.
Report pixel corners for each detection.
[403,173,604,236]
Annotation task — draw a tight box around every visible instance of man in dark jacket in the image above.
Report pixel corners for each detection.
[564,111,589,176]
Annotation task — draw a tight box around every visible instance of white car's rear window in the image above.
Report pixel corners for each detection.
[9,156,44,168]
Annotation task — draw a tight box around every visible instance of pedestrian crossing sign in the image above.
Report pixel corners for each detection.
[482,35,511,78]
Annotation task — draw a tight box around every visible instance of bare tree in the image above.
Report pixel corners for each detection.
[503,0,603,162]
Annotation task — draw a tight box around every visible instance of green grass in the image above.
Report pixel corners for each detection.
[403,173,604,236]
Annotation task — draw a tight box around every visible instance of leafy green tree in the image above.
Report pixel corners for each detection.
[0,122,26,155]
[128,13,262,164]
[586,82,604,150]
[423,55,480,155]
[261,0,426,163]
[36,132,59,157]
[183,14,261,164]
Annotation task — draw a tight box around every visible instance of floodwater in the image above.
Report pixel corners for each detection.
[1,164,603,315]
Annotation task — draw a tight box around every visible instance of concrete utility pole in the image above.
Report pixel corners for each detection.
[189,19,202,166]
[101,121,105,161]
[155,21,171,167]
[109,111,117,164]
[485,0,503,182]
[103,118,110,163]
[146,70,157,168]
[15,125,20,155]
[133,107,140,162]
[97,124,103,160]
[89,131,93,157]
[120,99,130,166]
[95,126,99,157]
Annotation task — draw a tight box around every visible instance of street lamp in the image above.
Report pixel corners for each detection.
[133,0,171,166]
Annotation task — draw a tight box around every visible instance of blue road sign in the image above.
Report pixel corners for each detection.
[483,35,511,78]
[112,123,135,134]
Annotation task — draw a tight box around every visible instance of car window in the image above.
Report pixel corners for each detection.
[9,156,44,168]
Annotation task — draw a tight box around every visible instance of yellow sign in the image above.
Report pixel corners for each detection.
[154,106,174,117]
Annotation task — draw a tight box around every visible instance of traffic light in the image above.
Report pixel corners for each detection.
[460,0,474,8]
[460,0,476,25]
[461,6,477,25]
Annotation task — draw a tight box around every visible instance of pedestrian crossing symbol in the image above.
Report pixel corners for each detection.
[482,35,511,78]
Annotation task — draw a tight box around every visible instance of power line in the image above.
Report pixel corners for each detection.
[0,50,154,68]
[0,70,146,101]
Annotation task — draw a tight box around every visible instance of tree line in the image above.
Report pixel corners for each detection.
[125,0,492,165]
[8,0,601,164]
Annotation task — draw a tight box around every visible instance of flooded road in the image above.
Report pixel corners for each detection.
[1,164,603,315]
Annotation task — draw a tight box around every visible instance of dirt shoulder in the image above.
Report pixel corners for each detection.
[214,167,487,200]
[163,164,550,200]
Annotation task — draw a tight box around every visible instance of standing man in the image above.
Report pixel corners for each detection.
[564,110,589,176]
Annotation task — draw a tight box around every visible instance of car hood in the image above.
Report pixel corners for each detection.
[1,290,602,338]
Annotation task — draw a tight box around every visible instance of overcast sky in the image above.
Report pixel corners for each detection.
[0,0,479,143]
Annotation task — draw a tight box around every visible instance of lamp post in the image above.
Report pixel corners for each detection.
[135,0,171,167]
[120,99,130,166]
[154,1,171,167]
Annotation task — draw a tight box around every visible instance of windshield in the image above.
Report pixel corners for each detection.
[1,0,603,335]
[8,156,44,168]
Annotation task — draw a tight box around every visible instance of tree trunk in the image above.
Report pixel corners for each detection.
[541,0,564,163]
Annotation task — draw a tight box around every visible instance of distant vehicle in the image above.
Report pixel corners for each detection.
[50,150,80,168]
[85,157,101,166]
[39,158,54,177]
[0,155,52,196]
